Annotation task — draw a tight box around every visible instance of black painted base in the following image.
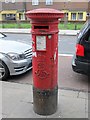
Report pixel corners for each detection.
[33,86,58,115]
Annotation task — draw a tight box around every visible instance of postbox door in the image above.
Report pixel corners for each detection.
[32,34,58,90]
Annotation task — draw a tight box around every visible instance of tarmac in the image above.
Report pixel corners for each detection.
[0,28,89,119]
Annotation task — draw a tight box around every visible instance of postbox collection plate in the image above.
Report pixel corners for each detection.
[36,36,46,51]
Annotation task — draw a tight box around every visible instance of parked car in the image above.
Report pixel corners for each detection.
[72,19,90,75]
[0,32,32,80]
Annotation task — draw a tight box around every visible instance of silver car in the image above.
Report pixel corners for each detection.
[0,32,32,80]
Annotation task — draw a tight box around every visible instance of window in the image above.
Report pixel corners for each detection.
[71,13,76,20]
[85,29,90,42]
[11,0,15,3]
[5,0,15,3]
[19,14,25,20]
[6,14,10,17]
[88,35,90,42]
[87,13,90,16]
[5,14,16,20]
[65,13,68,17]
[32,0,39,5]
[46,0,53,5]
[5,0,9,3]
[78,13,83,20]
[78,21,89,39]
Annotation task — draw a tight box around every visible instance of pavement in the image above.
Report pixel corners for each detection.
[0,81,88,118]
[0,28,80,36]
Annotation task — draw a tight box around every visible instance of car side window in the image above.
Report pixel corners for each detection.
[88,35,90,42]
[84,29,90,43]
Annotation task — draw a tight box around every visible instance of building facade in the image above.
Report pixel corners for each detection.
[0,0,89,22]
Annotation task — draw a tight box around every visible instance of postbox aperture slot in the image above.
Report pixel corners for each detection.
[34,26,49,29]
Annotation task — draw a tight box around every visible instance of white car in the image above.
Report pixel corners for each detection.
[0,32,32,80]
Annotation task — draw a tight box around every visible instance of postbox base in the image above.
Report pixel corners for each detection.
[33,86,58,115]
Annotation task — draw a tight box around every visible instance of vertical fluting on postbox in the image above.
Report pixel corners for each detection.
[26,8,64,115]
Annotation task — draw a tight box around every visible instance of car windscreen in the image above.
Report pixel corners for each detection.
[78,20,90,39]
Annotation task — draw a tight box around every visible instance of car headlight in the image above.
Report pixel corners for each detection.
[7,53,25,61]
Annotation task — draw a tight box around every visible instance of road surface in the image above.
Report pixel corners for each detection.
[4,33,88,92]
[4,33,77,54]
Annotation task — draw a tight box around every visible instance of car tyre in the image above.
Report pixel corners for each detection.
[0,60,9,80]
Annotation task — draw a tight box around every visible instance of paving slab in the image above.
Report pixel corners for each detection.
[86,100,88,113]
[2,82,33,116]
[1,81,88,118]
[7,102,47,118]
[59,89,78,98]
[47,95,86,118]
[58,92,86,118]
[78,92,88,99]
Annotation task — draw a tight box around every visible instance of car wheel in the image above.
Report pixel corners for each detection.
[0,60,9,80]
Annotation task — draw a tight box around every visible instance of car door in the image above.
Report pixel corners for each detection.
[81,28,90,62]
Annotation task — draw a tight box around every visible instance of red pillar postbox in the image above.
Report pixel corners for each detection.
[26,8,64,115]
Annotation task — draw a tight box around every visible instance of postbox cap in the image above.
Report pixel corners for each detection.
[26,8,64,20]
